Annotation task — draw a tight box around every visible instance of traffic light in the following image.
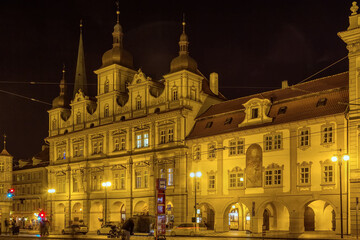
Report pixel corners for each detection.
[39,210,46,219]
[7,188,15,198]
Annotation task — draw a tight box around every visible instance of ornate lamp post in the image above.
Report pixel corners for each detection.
[331,153,349,239]
[190,171,201,229]
[47,189,56,231]
[102,182,111,224]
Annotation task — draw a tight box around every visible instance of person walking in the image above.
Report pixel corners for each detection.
[121,218,134,240]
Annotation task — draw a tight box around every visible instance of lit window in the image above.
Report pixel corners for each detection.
[229,139,245,156]
[321,124,334,144]
[264,132,282,151]
[136,131,149,148]
[167,168,174,186]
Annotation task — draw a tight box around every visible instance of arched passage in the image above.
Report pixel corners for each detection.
[223,202,250,231]
[90,202,103,231]
[198,202,215,230]
[304,200,336,231]
[134,201,149,216]
[110,201,125,223]
[260,201,290,231]
[72,202,83,223]
[54,203,65,232]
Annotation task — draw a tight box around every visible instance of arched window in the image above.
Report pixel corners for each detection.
[52,119,57,130]
[172,87,178,101]
[104,80,109,93]
[76,112,81,124]
[104,104,110,117]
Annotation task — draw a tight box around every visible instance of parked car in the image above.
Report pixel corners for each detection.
[170,223,207,236]
[97,223,119,235]
[61,224,88,235]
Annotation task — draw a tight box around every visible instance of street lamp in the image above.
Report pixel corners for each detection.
[331,153,349,239]
[102,181,111,224]
[47,189,55,232]
[190,171,201,228]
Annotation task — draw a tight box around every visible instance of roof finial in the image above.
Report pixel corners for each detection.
[3,133,6,150]
[351,1,359,15]
[80,19,83,33]
[182,13,186,33]
[116,1,120,23]
[62,64,66,79]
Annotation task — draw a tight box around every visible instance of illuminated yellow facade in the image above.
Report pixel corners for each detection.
[46,11,223,232]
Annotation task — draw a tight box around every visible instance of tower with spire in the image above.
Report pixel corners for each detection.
[73,19,88,98]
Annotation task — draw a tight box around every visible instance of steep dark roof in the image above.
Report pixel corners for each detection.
[13,146,49,171]
[187,72,349,140]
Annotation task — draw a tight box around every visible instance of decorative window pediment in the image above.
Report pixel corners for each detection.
[238,98,272,127]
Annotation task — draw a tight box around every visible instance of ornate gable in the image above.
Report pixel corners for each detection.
[238,98,272,127]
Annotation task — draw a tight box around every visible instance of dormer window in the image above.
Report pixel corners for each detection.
[316,98,327,107]
[251,108,259,119]
[278,106,287,115]
[205,122,213,128]
[224,117,233,125]
[76,112,81,124]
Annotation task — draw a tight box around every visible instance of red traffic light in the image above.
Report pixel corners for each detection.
[9,188,15,193]
[39,210,46,218]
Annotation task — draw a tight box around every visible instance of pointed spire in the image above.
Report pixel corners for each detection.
[112,2,123,48]
[0,133,10,156]
[179,14,189,55]
[60,64,66,96]
[73,19,88,98]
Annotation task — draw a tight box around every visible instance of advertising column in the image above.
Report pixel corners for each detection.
[155,178,166,240]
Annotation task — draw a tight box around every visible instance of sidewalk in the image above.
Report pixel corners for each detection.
[195,230,356,239]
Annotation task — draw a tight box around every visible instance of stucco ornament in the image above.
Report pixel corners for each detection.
[245,144,263,188]
[351,1,359,15]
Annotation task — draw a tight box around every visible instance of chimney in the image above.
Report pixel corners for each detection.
[210,72,219,95]
[282,80,289,89]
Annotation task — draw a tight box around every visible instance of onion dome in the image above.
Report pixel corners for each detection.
[170,19,198,73]
[52,67,67,109]
[101,8,134,69]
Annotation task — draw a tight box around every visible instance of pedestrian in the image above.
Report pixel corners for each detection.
[4,218,8,234]
[39,220,45,236]
[44,220,50,236]
[121,218,134,240]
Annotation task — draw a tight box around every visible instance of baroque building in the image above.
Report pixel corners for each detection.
[46,10,224,232]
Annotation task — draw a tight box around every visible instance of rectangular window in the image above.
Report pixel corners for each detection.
[91,174,103,191]
[229,139,245,156]
[113,135,126,151]
[120,172,125,189]
[73,142,84,157]
[300,167,310,184]
[136,99,141,110]
[136,131,149,148]
[251,108,259,119]
[56,176,66,193]
[159,127,174,144]
[193,145,201,160]
[0,162,4,172]
[168,168,174,186]
[73,177,79,192]
[144,170,149,188]
[135,170,142,188]
[57,145,66,160]
[299,129,310,147]
[265,169,282,186]
[208,175,215,189]
[113,173,119,190]
[92,139,103,154]
[264,133,282,151]
[229,171,244,188]
[324,165,334,183]
[322,125,334,144]
[208,144,216,159]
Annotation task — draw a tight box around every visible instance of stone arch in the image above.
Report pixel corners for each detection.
[257,200,290,231]
[134,201,149,216]
[222,201,251,231]
[54,203,66,232]
[89,201,103,231]
[110,201,125,223]
[72,202,83,223]
[303,199,336,231]
[198,202,216,230]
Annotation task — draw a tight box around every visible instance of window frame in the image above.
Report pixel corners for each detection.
[135,131,149,149]
[228,138,245,156]
[264,132,283,152]
[228,167,245,189]
[298,127,311,149]
[321,123,335,146]
[264,164,283,188]
[208,143,216,159]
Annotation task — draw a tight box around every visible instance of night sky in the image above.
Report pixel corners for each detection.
[0,0,353,159]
